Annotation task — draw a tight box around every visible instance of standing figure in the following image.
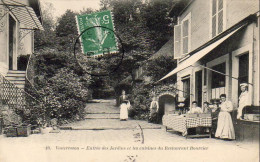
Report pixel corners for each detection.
[150,97,159,115]
[215,94,235,140]
[237,83,250,119]
[120,100,129,121]
[149,97,159,123]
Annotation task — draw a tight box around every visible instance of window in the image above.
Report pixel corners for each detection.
[174,13,191,59]
[182,20,189,54]
[181,14,191,55]
[212,0,224,37]
[182,76,190,99]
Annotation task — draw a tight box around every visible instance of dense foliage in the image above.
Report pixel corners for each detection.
[129,55,177,120]
[31,0,176,123]
[33,49,92,123]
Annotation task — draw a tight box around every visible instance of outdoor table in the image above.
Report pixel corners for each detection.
[162,114,212,138]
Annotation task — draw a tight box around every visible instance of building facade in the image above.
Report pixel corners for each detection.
[162,0,259,109]
[0,0,43,126]
[0,0,43,76]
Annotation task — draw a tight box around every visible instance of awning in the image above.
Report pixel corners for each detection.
[158,24,246,82]
[0,0,44,30]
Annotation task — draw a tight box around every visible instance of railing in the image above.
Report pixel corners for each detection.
[0,73,44,126]
[25,52,46,122]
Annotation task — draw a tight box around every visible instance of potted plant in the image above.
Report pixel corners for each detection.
[37,118,52,134]
[16,123,31,137]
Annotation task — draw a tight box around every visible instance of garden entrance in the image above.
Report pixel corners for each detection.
[157,92,176,124]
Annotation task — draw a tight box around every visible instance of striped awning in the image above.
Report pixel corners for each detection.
[0,0,44,30]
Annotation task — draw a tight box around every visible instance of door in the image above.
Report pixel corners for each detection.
[9,15,16,70]
[238,53,249,95]
[195,70,203,107]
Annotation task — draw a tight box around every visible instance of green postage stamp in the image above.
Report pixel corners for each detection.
[75,10,118,57]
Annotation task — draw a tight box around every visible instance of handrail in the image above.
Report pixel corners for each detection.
[25,52,44,101]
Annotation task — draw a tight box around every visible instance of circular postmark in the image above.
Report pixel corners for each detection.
[73,26,125,77]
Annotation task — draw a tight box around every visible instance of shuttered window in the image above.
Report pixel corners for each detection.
[174,24,181,59]
[174,13,191,59]
[212,0,224,37]
[182,19,189,54]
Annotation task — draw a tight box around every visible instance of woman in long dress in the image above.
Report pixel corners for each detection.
[120,100,129,121]
[215,94,235,140]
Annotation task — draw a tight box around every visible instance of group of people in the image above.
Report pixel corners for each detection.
[187,83,250,140]
[118,83,250,140]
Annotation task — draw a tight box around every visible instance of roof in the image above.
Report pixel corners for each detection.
[169,0,193,17]
[149,38,173,60]
[0,0,44,30]
[29,0,42,24]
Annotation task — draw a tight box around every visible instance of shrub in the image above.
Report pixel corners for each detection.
[33,49,92,123]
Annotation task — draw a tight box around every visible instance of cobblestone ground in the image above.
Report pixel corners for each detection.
[0,100,259,162]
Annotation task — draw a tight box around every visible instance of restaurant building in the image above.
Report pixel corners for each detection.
[160,0,259,141]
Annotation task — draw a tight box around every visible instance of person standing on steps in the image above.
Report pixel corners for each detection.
[120,100,129,121]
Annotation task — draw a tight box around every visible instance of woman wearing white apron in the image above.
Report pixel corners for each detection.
[120,100,129,121]
[237,83,250,119]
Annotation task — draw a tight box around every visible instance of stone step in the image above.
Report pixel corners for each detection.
[6,73,26,77]
[5,76,26,81]
[8,70,26,74]
[85,113,120,119]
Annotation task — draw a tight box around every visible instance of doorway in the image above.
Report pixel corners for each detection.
[9,15,16,70]
[158,95,175,124]
[238,53,249,95]
[195,70,202,107]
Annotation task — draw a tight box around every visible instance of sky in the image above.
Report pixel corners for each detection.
[40,0,101,20]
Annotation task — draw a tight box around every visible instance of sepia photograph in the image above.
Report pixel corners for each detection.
[0,0,259,161]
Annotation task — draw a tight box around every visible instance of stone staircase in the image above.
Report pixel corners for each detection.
[5,70,26,89]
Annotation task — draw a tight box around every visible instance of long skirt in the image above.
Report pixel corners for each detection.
[120,106,128,120]
[215,111,235,139]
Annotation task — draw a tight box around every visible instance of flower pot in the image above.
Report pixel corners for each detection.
[6,127,18,137]
[40,127,53,134]
[17,125,31,137]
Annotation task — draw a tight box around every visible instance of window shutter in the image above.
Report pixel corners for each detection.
[182,20,189,54]
[174,24,181,59]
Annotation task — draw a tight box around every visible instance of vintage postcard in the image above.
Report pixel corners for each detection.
[0,0,259,161]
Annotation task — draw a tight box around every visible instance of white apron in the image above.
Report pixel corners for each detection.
[120,103,128,120]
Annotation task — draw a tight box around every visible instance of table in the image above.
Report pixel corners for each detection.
[162,114,212,138]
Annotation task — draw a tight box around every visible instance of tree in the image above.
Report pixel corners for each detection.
[34,2,56,49]
[56,10,78,37]
[141,0,174,50]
